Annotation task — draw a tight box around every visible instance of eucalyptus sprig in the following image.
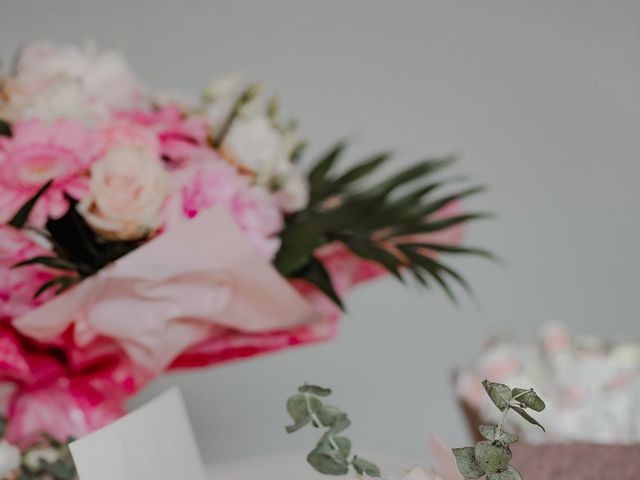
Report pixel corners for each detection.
[452,380,546,480]
[285,384,381,477]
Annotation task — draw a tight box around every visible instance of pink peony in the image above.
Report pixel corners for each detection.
[0,119,102,227]
[177,153,283,258]
[0,226,57,320]
[0,324,149,444]
[117,105,208,163]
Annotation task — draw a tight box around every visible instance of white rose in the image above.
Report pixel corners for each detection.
[222,115,288,174]
[78,145,170,240]
[0,440,21,477]
[0,42,145,124]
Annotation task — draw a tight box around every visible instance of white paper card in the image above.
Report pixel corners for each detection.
[69,388,207,480]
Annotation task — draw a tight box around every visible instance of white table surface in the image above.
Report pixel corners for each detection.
[206,452,414,480]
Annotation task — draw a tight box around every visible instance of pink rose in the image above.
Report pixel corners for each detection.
[0,120,102,227]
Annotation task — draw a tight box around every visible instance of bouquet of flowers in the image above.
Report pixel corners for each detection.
[0,41,489,476]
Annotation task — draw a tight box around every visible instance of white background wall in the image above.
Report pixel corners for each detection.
[2,0,640,467]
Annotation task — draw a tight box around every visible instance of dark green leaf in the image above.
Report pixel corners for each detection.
[309,141,348,187]
[412,243,497,261]
[362,157,454,198]
[452,447,485,479]
[474,441,512,474]
[13,256,79,272]
[482,380,512,411]
[388,213,492,238]
[511,406,545,431]
[33,276,77,299]
[8,180,53,228]
[299,384,332,397]
[291,257,344,310]
[0,119,11,137]
[352,456,381,477]
[512,388,545,412]
[0,417,7,440]
[333,152,390,186]
[345,237,404,282]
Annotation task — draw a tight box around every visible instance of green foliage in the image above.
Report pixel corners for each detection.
[0,119,11,137]
[453,381,546,480]
[8,180,53,228]
[275,141,491,307]
[9,194,143,298]
[285,384,380,477]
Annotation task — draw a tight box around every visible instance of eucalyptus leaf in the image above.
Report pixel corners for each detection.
[316,405,345,426]
[299,385,332,397]
[511,406,545,431]
[352,456,381,477]
[512,388,545,412]
[482,380,512,410]
[452,447,485,479]
[333,436,351,458]
[286,393,321,426]
[474,441,512,474]
[307,443,350,475]
[478,425,519,445]
[487,465,522,480]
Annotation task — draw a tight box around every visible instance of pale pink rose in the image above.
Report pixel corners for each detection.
[178,154,284,258]
[0,119,102,227]
[117,105,208,163]
[78,122,170,240]
[0,226,57,320]
[0,42,145,124]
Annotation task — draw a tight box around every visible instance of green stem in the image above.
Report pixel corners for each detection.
[495,389,533,439]
[304,394,339,451]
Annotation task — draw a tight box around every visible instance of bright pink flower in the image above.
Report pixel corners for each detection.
[0,226,57,320]
[177,154,283,258]
[117,106,208,163]
[0,120,102,226]
[5,362,145,445]
[0,323,150,444]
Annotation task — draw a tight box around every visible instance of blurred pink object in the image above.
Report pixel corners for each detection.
[427,434,463,480]
[14,207,320,374]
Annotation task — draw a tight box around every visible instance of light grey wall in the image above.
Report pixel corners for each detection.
[2,0,640,466]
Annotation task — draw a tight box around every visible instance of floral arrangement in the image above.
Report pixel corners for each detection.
[457,323,640,444]
[0,41,489,478]
[286,381,547,480]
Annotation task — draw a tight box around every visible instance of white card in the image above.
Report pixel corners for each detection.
[69,388,207,480]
